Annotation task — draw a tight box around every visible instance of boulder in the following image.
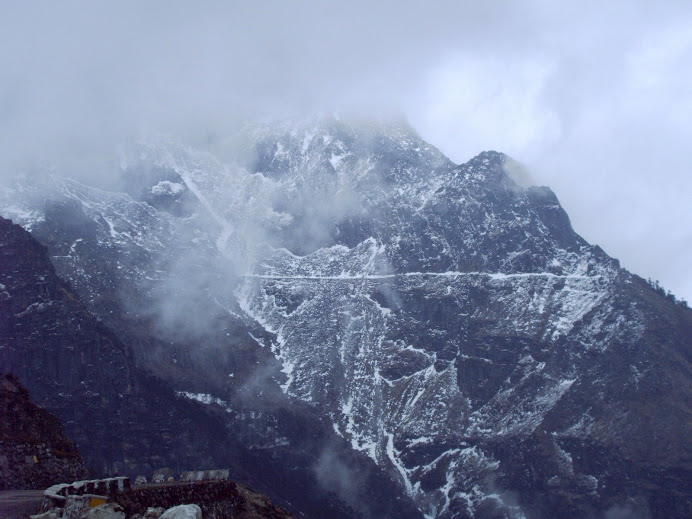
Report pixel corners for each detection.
[160,504,202,519]
[30,511,59,519]
[80,503,126,519]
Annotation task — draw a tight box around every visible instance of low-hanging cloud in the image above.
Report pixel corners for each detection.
[1,0,691,301]
[314,445,373,518]
[604,497,651,519]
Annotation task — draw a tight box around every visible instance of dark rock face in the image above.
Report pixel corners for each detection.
[0,216,423,519]
[0,117,691,518]
[0,374,87,489]
[0,216,220,477]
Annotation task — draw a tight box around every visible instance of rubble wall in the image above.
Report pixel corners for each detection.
[0,440,86,490]
[113,481,242,518]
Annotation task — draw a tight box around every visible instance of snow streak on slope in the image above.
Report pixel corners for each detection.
[1,117,642,519]
[237,231,614,516]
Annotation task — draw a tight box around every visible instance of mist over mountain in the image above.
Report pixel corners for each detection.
[1,116,690,518]
[2,2,691,304]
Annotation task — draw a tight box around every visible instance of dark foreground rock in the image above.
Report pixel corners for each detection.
[0,374,87,490]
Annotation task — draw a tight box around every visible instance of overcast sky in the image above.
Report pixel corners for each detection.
[1,1,690,301]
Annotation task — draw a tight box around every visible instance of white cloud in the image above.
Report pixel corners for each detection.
[0,0,690,301]
[409,54,561,161]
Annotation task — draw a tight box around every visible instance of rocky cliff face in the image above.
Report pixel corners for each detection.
[1,116,690,518]
[0,374,87,489]
[0,216,422,519]
[0,215,224,477]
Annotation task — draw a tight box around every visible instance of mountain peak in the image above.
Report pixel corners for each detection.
[1,120,690,519]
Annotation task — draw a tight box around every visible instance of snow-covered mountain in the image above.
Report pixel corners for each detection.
[2,116,690,518]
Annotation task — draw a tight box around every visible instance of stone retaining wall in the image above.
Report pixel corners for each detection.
[0,440,86,490]
[179,469,229,483]
[0,373,88,491]
[113,480,241,517]
[38,475,293,519]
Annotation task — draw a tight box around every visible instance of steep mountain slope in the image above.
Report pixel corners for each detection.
[0,216,423,519]
[1,116,690,518]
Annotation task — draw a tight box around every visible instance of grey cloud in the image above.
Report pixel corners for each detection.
[1,0,691,300]
[314,445,371,518]
[604,497,651,519]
